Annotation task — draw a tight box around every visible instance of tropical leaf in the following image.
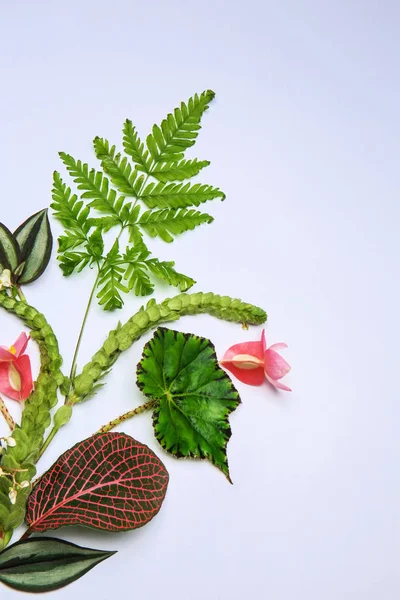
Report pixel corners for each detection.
[139,182,225,209]
[0,537,115,593]
[96,242,128,310]
[146,258,195,291]
[137,328,240,481]
[0,223,20,272]
[151,158,210,183]
[59,152,125,222]
[123,119,152,173]
[93,137,143,198]
[146,90,215,162]
[139,208,213,243]
[14,209,53,284]
[25,432,169,532]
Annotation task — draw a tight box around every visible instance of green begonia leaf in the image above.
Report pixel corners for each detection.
[137,327,240,481]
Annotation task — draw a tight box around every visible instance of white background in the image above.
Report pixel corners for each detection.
[1,1,399,598]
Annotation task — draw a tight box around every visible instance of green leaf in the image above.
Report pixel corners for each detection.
[0,537,116,593]
[137,327,240,481]
[0,223,20,272]
[96,242,128,310]
[59,152,125,222]
[51,172,91,238]
[53,405,72,429]
[94,137,141,197]
[122,246,154,296]
[146,90,215,162]
[122,119,152,173]
[146,258,195,291]
[14,210,53,284]
[139,208,213,243]
[58,251,93,276]
[139,182,225,209]
[151,158,210,183]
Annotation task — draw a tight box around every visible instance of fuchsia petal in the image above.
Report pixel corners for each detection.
[264,349,291,380]
[221,362,265,386]
[265,372,292,392]
[14,355,33,400]
[0,347,15,362]
[221,341,264,364]
[268,342,288,351]
[0,363,22,401]
[220,340,265,386]
[13,332,30,357]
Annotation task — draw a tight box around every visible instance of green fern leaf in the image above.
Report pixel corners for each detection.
[146,90,215,162]
[123,119,153,173]
[96,242,128,310]
[51,172,91,237]
[93,137,142,197]
[139,182,225,209]
[58,252,93,276]
[123,246,154,296]
[138,208,213,243]
[151,159,210,183]
[146,258,195,291]
[59,152,125,222]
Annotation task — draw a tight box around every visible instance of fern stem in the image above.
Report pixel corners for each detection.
[65,266,101,403]
[97,400,156,434]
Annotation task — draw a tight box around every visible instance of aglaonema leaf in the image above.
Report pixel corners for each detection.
[137,327,241,482]
[0,537,116,593]
[25,432,169,532]
[14,209,53,284]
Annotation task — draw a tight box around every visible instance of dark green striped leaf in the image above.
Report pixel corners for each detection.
[0,223,20,272]
[137,328,241,482]
[0,537,116,593]
[14,209,53,284]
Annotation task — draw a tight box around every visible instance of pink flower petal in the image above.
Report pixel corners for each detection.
[14,355,33,400]
[13,332,30,357]
[261,329,267,352]
[221,341,264,364]
[0,347,15,362]
[264,349,291,380]
[0,356,33,402]
[265,372,292,392]
[221,361,265,386]
[268,342,288,351]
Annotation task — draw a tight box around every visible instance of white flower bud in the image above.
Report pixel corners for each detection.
[19,480,30,489]
[5,437,16,447]
[0,269,12,290]
[8,488,17,505]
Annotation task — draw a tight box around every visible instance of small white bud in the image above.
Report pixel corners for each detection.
[19,481,30,489]
[5,437,16,447]
[0,269,12,289]
[0,468,4,477]
[8,488,17,505]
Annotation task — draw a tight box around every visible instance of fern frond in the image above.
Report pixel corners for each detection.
[151,159,210,183]
[138,208,213,243]
[122,246,154,296]
[59,152,125,222]
[51,172,91,237]
[139,181,225,209]
[58,252,93,276]
[146,90,215,162]
[94,137,142,197]
[146,258,195,291]
[96,242,128,310]
[123,120,152,173]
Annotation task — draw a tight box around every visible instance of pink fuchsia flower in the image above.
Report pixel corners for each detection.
[220,330,291,391]
[0,333,33,401]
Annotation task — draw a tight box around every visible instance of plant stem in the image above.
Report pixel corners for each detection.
[16,286,27,302]
[97,400,156,434]
[19,528,32,542]
[38,426,57,459]
[66,268,101,401]
[0,396,15,431]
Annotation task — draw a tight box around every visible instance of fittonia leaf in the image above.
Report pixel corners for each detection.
[25,432,169,532]
[137,327,241,482]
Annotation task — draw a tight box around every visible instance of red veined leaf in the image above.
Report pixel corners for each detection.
[25,432,169,533]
